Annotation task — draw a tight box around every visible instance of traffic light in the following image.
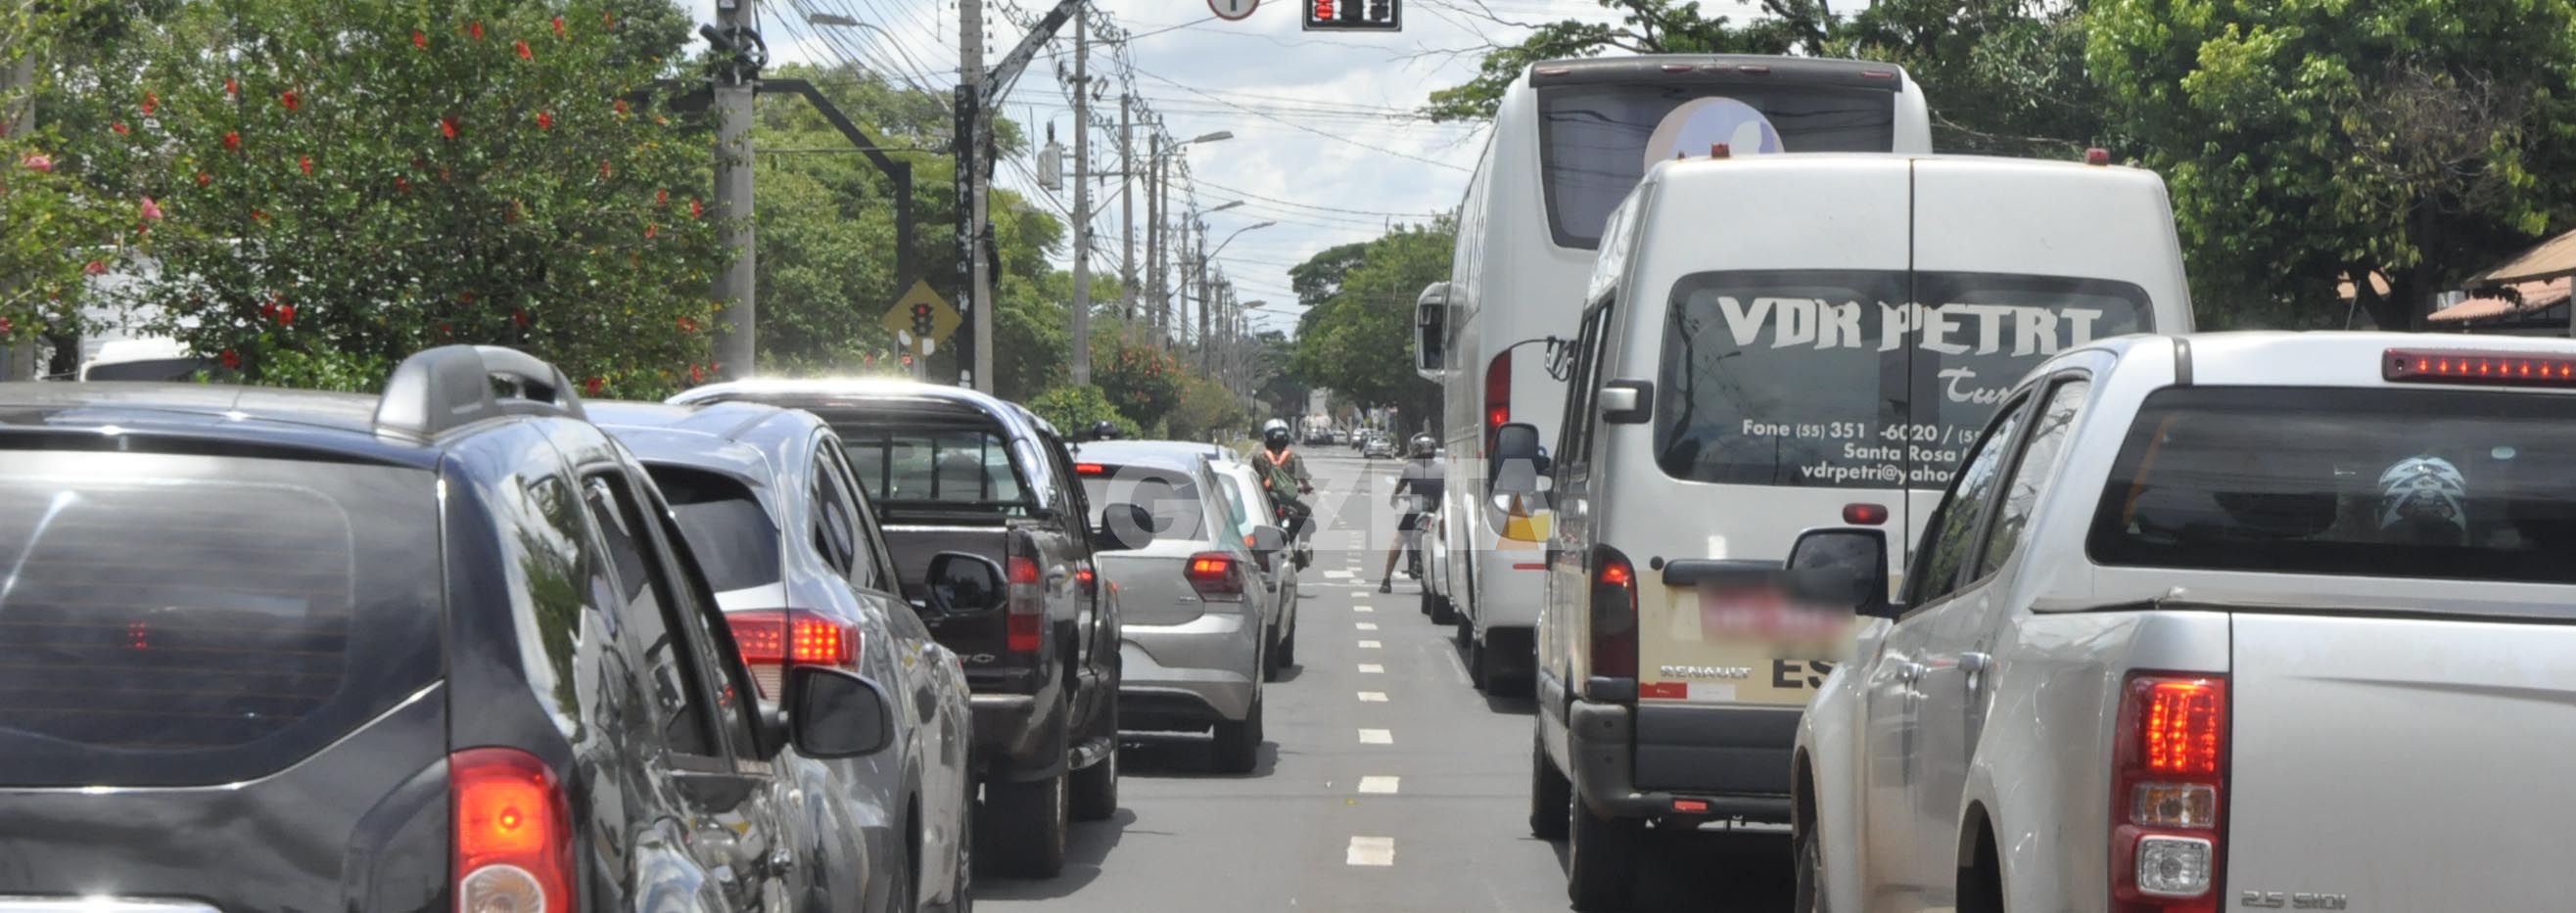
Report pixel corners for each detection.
[912,302,935,338]
[1305,0,1398,30]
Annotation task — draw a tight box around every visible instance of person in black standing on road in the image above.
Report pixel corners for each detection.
[1382,434,1442,593]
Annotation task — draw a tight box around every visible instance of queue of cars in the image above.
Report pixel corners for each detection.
[0,349,1305,911]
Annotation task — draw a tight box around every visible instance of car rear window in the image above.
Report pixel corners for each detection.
[1653,269,2149,489]
[1079,466,1210,542]
[1213,473,1262,541]
[648,465,781,594]
[0,448,441,787]
[837,426,1032,514]
[2089,387,2576,584]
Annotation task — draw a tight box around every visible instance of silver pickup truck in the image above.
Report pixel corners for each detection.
[1795,332,2576,913]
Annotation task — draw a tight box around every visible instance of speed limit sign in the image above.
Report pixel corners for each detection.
[1209,0,1257,21]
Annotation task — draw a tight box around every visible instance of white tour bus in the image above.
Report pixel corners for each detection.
[1417,55,1934,693]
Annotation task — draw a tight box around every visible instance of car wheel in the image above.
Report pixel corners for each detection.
[1429,592,1456,624]
[1530,730,1570,840]
[1263,622,1285,681]
[1274,617,1296,670]
[1465,633,1488,690]
[1479,643,1526,698]
[1211,694,1264,774]
[1566,794,1639,911]
[1069,707,1119,822]
[887,819,917,913]
[1793,815,1826,913]
[978,768,1068,879]
[950,781,976,912]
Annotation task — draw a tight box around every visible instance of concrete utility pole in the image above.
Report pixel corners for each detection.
[1068,14,1093,386]
[1146,131,1164,342]
[710,0,760,380]
[1195,219,1212,370]
[1119,95,1136,324]
[958,0,988,389]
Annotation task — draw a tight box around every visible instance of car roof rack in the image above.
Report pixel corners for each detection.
[374,344,588,437]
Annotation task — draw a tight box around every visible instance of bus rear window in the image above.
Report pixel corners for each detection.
[2091,387,2576,584]
[1653,269,2148,489]
[1539,83,1896,249]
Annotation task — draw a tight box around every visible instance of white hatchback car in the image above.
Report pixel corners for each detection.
[1796,332,2576,913]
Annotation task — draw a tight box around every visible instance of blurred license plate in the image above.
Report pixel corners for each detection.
[1696,575,1854,647]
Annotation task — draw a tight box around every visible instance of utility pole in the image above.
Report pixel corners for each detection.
[710,0,760,380]
[1156,149,1174,345]
[1119,94,1136,325]
[1195,219,1212,371]
[957,0,987,389]
[1068,14,1093,386]
[1146,131,1164,342]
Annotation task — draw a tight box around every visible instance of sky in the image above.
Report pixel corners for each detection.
[728,0,1641,338]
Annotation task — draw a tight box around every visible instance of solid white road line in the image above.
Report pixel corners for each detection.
[1358,640,1382,649]
[1358,663,1384,673]
[1358,776,1400,795]
[1346,836,1396,866]
[1356,621,1379,631]
[1357,691,1388,703]
[1358,728,1393,744]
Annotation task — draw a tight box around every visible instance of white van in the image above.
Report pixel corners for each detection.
[1519,152,2195,910]
[1420,55,1936,695]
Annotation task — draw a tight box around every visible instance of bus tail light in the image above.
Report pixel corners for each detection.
[1483,350,1511,446]
[2112,673,2227,913]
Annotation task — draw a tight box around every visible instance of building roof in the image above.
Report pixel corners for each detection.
[2479,227,2576,285]
[2426,276,2574,324]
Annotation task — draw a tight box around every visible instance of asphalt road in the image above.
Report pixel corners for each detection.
[980,449,1794,913]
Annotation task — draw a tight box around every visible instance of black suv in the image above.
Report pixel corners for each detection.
[0,346,895,911]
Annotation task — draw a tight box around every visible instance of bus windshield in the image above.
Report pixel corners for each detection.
[1540,83,1897,249]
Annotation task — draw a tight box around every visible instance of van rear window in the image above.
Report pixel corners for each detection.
[1653,269,2148,489]
[2090,387,2576,583]
[0,450,440,787]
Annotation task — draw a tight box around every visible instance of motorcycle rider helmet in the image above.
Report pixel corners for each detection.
[1409,434,1436,458]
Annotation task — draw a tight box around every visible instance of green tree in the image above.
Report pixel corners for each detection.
[3,0,131,354]
[70,0,726,395]
[1289,221,1452,431]
[2088,0,2576,329]
[1028,384,1138,439]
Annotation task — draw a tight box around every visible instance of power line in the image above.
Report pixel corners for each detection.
[1190,175,1453,219]
[1133,68,1473,173]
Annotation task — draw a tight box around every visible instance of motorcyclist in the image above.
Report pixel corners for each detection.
[1258,420,1315,568]
[1381,433,1442,593]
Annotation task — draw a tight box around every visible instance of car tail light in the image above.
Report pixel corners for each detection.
[1587,545,1638,686]
[2385,348,2576,387]
[1075,463,1106,476]
[452,747,573,913]
[1076,565,1098,598]
[1483,351,1511,446]
[1007,542,1046,653]
[727,609,861,700]
[2112,673,2227,913]
[1186,551,1246,601]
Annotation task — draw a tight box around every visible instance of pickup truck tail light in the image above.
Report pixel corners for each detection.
[453,747,574,913]
[2112,672,2227,913]
[1186,551,1247,601]
[727,609,862,700]
[1588,545,1638,683]
[1007,543,1046,653]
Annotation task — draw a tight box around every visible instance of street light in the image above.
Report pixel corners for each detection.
[805,13,889,33]
[1206,221,1277,262]
[1207,201,1243,214]
[1187,130,1235,145]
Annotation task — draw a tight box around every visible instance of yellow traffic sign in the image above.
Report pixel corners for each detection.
[881,280,962,356]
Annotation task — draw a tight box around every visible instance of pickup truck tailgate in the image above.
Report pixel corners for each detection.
[883,522,1014,668]
[2226,612,2576,910]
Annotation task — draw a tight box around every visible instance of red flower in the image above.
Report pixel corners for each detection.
[677,316,694,332]
[536,111,553,130]
[299,156,313,176]
[441,116,459,140]
[584,377,605,395]
[280,90,300,112]
[644,223,658,240]
[614,99,630,115]
[225,77,238,97]
[251,209,268,221]
[689,363,704,385]
[0,317,14,336]
[139,196,163,220]
[222,131,241,150]
[412,30,427,49]
[551,16,565,37]
[83,260,107,276]
[219,349,242,370]
[598,160,612,179]
[602,11,616,27]
[141,93,159,116]
[655,188,669,206]
[439,323,453,336]
[110,121,130,135]
[460,292,476,303]
[21,154,53,173]
[512,309,529,327]
[259,298,276,320]
[515,39,532,60]
[276,303,297,327]
[689,198,704,218]
[195,171,211,187]
[394,176,409,194]
[469,21,484,40]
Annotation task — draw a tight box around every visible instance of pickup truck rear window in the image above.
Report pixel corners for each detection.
[838,428,1032,513]
[2089,387,2576,583]
[0,449,441,787]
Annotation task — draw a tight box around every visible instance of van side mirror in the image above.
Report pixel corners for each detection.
[1098,503,1155,552]
[1414,284,1450,380]
[785,665,894,758]
[927,552,1007,616]
[1785,527,1897,619]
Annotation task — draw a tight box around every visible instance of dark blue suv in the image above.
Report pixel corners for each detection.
[0,346,894,912]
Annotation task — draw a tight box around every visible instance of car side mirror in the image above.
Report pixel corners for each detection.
[1248,524,1288,555]
[1785,526,1897,619]
[1098,503,1155,552]
[927,551,1007,616]
[785,665,894,758]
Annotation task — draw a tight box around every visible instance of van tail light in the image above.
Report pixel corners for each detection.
[1186,551,1246,601]
[1483,350,1511,446]
[452,747,574,913]
[2111,673,2228,913]
[1007,538,1047,653]
[1076,565,1098,599]
[1587,545,1638,687]
[727,609,861,700]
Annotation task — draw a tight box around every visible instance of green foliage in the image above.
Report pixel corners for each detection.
[3,0,130,345]
[1165,373,1247,442]
[1094,332,1185,429]
[63,0,726,397]
[1289,221,1452,429]
[1028,384,1139,439]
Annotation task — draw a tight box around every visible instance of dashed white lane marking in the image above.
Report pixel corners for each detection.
[1353,605,1374,613]
[1346,836,1396,866]
[1358,662,1385,673]
[1358,640,1382,649]
[1358,776,1401,795]
[1324,570,1355,579]
[1357,691,1388,703]
[1356,621,1379,631]
[1358,728,1393,744]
